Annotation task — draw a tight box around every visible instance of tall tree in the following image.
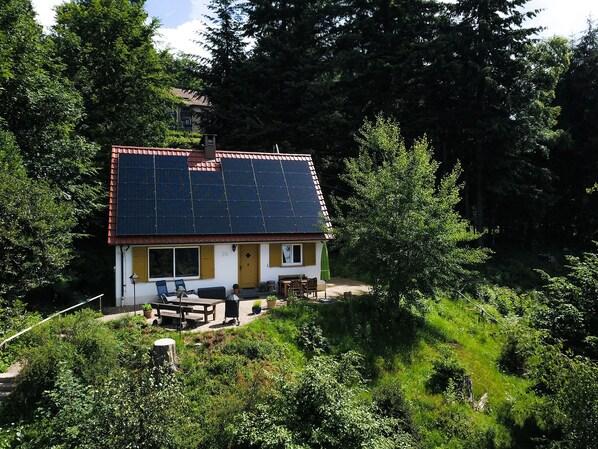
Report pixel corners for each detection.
[52,0,173,162]
[334,116,487,310]
[425,0,569,241]
[551,22,598,244]
[0,0,101,221]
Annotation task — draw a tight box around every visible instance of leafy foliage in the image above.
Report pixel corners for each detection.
[233,352,416,448]
[52,0,173,155]
[534,246,598,358]
[334,116,487,309]
[15,365,190,449]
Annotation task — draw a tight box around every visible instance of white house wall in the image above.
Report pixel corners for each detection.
[115,241,323,307]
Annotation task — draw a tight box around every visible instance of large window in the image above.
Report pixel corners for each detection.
[282,244,302,266]
[149,247,199,279]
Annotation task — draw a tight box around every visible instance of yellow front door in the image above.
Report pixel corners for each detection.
[238,244,260,288]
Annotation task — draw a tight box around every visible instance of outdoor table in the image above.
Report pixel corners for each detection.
[279,279,308,298]
[166,297,224,322]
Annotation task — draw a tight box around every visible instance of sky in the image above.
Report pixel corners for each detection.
[32,0,598,57]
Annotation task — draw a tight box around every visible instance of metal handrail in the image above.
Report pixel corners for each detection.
[0,294,104,350]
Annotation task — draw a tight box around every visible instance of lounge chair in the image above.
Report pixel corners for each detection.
[174,279,195,295]
[155,280,178,303]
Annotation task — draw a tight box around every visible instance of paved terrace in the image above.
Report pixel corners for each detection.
[99,277,369,333]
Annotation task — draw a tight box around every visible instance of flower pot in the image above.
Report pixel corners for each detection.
[252,306,262,315]
[143,309,153,319]
[267,299,277,309]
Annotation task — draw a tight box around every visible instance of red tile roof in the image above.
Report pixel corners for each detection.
[107,146,332,245]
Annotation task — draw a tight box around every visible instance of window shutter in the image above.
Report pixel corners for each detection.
[303,242,316,266]
[269,243,282,267]
[200,245,215,279]
[132,247,148,282]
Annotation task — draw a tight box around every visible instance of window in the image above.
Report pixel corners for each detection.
[282,244,302,266]
[149,247,199,279]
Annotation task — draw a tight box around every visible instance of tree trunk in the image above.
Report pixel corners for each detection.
[153,338,177,371]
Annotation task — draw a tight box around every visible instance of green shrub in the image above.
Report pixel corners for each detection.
[372,377,415,433]
[15,365,192,449]
[233,352,417,448]
[297,321,329,354]
[426,350,467,395]
[2,310,118,420]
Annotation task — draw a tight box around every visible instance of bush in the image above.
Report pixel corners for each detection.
[297,321,329,354]
[2,310,118,420]
[372,377,416,433]
[233,352,417,448]
[497,323,542,376]
[426,350,467,395]
[14,365,193,449]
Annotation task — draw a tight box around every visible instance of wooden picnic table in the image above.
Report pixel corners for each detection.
[165,296,224,323]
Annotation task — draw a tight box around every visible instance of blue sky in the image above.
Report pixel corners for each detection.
[33,0,598,56]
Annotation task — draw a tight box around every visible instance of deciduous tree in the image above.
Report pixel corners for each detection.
[334,116,487,309]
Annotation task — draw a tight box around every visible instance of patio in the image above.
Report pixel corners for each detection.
[100,276,370,333]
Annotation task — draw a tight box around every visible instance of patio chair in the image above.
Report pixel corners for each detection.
[174,279,195,295]
[306,277,318,298]
[288,279,305,298]
[155,280,178,303]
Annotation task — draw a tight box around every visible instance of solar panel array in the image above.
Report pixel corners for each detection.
[116,154,323,236]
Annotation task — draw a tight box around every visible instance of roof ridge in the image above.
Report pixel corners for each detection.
[111,145,313,159]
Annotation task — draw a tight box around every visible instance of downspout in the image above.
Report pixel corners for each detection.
[120,245,129,301]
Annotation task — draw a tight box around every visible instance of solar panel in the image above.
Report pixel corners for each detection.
[116,154,324,237]
[117,199,156,217]
[223,170,256,186]
[252,159,283,173]
[194,216,231,234]
[230,216,266,234]
[226,185,260,202]
[257,186,290,202]
[284,172,314,187]
[155,155,188,170]
[265,217,297,233]
[117,218,156,236]
[119,153,154,169]
[193,200,229,217]
[221,158,254,172]
[157,216,194,235]
[295,216,321,233]
[281,160,310,173]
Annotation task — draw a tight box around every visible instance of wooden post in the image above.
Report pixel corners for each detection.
[153,338,177,371]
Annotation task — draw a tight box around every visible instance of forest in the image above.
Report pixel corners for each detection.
[0,0,597,448]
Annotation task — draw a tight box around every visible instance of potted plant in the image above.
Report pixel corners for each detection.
[141,303,153,319]
[266,295,277,309]
[251,299,262,315]
[233,283,240,295]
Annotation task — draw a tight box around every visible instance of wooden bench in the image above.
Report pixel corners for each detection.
[151,303,213,326]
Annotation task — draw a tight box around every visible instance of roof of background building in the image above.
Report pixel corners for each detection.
[108,146,330,245]
[171,88,210,107]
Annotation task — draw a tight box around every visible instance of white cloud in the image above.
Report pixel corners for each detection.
[528,0,597,38]
[31,0,64,30]
[154,18,208,57]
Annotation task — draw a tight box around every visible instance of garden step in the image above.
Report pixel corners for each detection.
[0,390,12,401]
[0,382,15,392]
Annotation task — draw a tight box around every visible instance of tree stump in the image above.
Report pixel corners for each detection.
[153,338,177,371]
[463,375,474,406]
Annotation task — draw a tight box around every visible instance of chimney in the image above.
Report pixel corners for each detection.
[204,134,217,160]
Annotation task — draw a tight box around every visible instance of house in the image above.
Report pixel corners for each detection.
[108,138,331,306]
[171,88,210,132]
